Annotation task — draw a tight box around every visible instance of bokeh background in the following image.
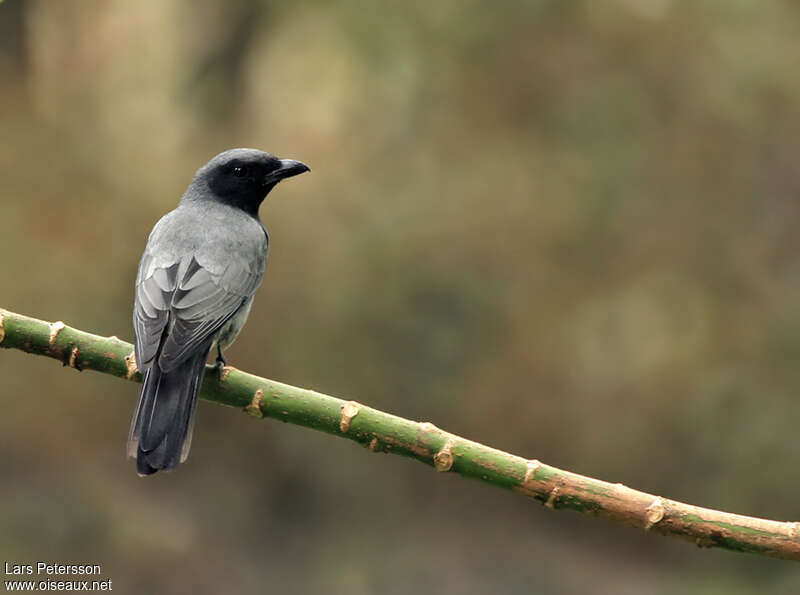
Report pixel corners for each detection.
[2,0,800,592]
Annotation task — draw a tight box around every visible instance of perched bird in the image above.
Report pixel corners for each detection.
[128,148,309,475]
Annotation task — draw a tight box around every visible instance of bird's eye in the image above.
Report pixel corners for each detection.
[232,165,248,177]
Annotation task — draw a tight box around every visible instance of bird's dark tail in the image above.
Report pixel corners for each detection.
[127,341,212,475]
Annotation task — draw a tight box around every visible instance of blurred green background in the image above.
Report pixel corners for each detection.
[2,0,800,592]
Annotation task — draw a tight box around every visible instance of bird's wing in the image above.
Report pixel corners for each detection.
[134,250,263,373]
[133,251,172,369]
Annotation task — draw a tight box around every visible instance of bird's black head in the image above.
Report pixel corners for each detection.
[192,148,310,216]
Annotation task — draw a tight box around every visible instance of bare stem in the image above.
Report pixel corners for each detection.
[2,307,798,561]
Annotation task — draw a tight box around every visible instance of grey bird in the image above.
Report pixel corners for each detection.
[128,148,309,475]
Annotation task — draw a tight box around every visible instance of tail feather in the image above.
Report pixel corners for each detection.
[127,341,212,475]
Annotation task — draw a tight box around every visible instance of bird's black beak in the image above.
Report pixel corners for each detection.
[266,159,310,184]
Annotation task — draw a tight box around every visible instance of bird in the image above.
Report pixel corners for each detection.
[127,148,309,475]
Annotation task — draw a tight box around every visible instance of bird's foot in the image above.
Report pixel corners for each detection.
[215,349,228,380]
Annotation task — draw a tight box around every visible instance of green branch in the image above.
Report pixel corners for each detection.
[2,306,799,561]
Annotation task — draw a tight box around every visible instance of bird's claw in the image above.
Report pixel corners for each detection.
[215,348,227,380]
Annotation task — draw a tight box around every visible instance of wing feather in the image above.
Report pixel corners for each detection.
[134,253,262,372]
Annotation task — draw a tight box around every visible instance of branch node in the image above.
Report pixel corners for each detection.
[0,311,5,344]
[695,537,714,549]
[644,497,666,530]
[244,389,265,418]
[68,346,80,370]
[433,438,455,472]
[339,401,361,433]
[524,459,542,485]
[48,321,65,346]
[124,351,138,380]
[545,486,560,509]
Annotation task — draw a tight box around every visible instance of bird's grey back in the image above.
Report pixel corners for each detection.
[133,200,268,372]
[140,200,268,276]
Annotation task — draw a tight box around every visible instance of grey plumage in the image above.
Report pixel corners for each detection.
[128,148,309,475]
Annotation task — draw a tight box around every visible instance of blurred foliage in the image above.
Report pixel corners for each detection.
[2,0,800,592]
